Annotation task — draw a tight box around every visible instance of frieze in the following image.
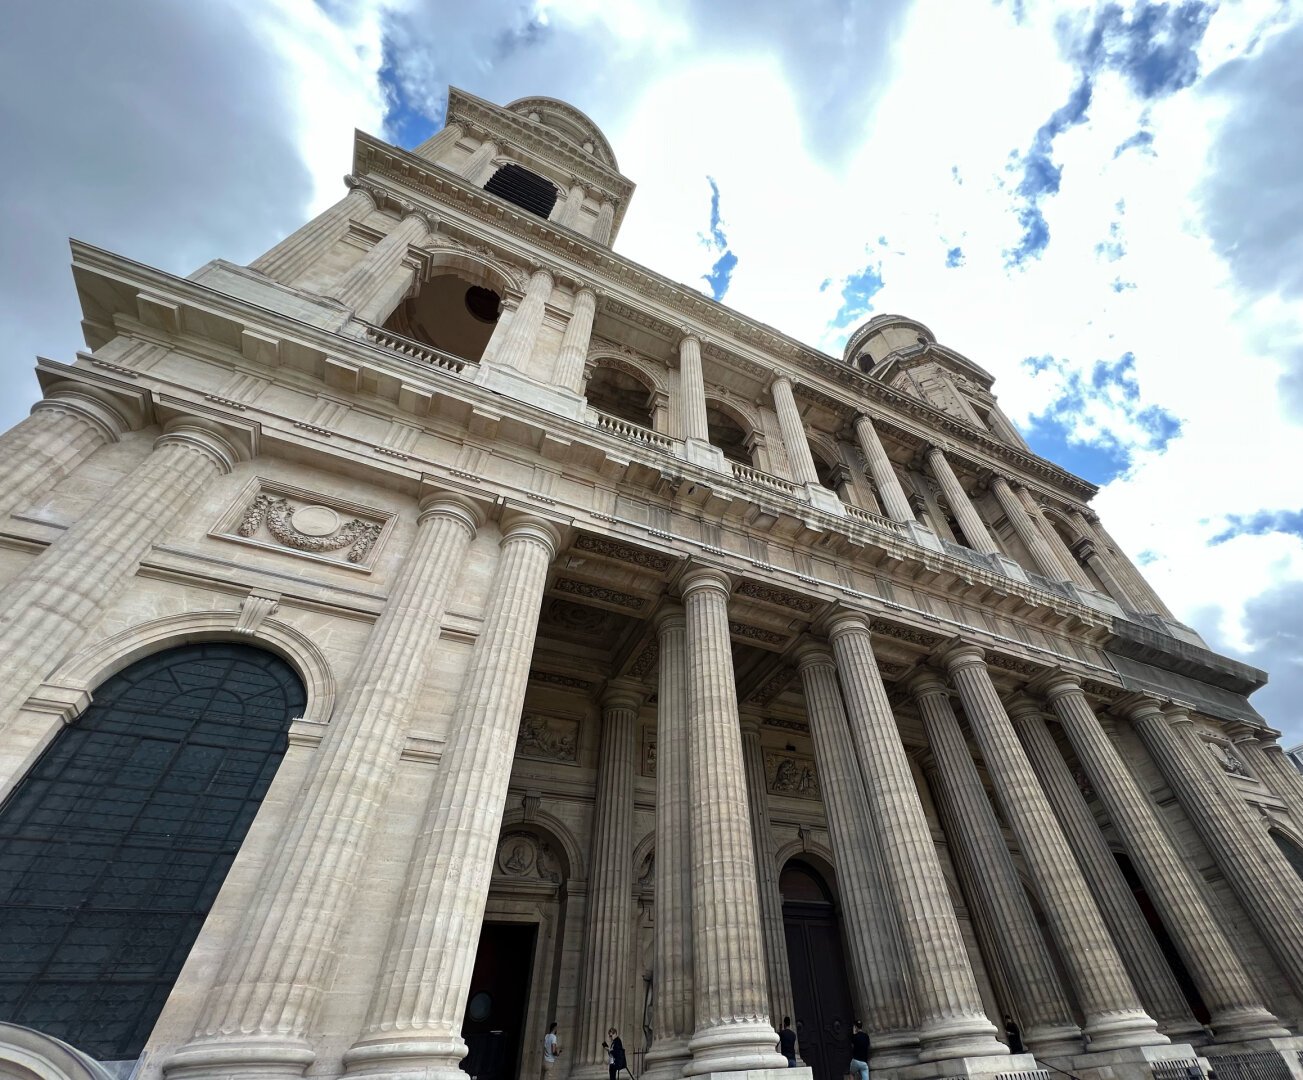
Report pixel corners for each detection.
[764,716,811,736]
[528,670,594,692]
[496,830,562,882]
[869,619,942,648]
[728,621,788,646]
[748,667,795,706]
[736,581,820,614]
[1080,679,1125,701]
[987,653,1042,678]
[574,533,673,572]
[553,578,646,611]
[516,714,579,764]
[628,641,660,679]
[765,751,821,801]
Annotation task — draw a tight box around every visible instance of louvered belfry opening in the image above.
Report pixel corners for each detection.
[484,163,559,219]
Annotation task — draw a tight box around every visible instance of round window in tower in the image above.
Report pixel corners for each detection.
[465,286,502,324]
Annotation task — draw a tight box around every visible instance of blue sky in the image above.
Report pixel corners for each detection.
[1,0,1301,741]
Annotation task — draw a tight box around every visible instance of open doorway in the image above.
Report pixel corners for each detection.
[462,922,538,1080]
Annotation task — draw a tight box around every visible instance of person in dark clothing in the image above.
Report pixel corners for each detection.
[849,1020,870,1080]
[777,1017,797,1066]
[1004,1015,1025,1055]
[603,1027,628,1080]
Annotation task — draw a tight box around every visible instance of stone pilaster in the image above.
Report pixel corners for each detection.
[250,180,373,284]
[554,285,597,394]
[677,335,709,444]
[593,200,615,245]
[908,672,1082,1056]
[1072,538,1138,609]
[0,386,130,522]
[327,209,432,323]
[1074,512,1174,619]
[826,614,1005,1062]
[1005,698,1206,1043]
[679,566,786,1076]
[0,417,242,728]
[556,181,587,229]
[1128,701,1303,1000]
[739,712,794,1030]
[412,121,465,162]
[942,646,1164,1051]
[771,376,819,487]
[1013,489,1093,591]
[164,494,485,1080]
[643,606,694,1080]
[924,447,999,556]
[990,477,1071,581]
[853,415,914,524]
[795,644,917,1065]
[573,686,642,1078]
[1233,729,1303,828]
[486,267,555,372]
[345,514,560,1080]
[460,139,499,183]
[1032,681,1287,1042]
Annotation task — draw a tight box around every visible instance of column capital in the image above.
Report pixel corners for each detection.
[677,329,704,352]
[155,415,252,474]
[792,639,836,672]
[1224,721,1263,746]
[34,381,139,441]
[602,681,645,713]
[1113,692,1167,725]
[939,640,986,674]
[824,610,872,643]
[654,601,686,635]
[1004,692,1048,723]
[902,667,950,701]
[416,490,486,534]
[499,510,561,558]
[679,564,731,600]
[1028,668,1084,703]
[1162,703,1196,727]
[737,707,765,736]
[526,264,556,288]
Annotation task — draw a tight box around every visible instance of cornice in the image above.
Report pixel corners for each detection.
[353,132,1096,503]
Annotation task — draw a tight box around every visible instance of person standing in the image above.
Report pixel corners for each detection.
[1004,1015,1025,1055]
[849,1020,870,1080]
[543,1021,562,1080]
[777,1017,798,1067]
[603,1027,627,1080]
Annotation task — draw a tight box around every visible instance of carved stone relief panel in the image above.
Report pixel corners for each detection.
[1205,739,1250,778]
[516,713,580,764]
[641,725,657,777]
[765,751,821,801]
[214,477,393,571]
[495,830,562,883]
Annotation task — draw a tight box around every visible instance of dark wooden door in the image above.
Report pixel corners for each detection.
[461,922,537,1080]
[784,908,854,1080]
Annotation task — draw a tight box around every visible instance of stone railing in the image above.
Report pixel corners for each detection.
[730,461,797,495]
[843,503,903,532]
[363,325,470,373]
[941,538,998,572]
[593,410,674,450]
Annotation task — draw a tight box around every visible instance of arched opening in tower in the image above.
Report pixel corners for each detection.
[384,273,501,363]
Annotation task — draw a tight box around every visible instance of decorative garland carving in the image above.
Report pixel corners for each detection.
[987,653,1041,678]
[529,670,594,692]
[748,667,795,705]
[238,493,382,564]
[869,619,942,648]
[575,533,673,572]
[628,641,660,679]
[736,581,819,614]
[553,578,646,610]
[728,621,787,645]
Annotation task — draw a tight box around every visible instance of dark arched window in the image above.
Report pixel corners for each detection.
[484,164,558,219]
[0,643,305,1060]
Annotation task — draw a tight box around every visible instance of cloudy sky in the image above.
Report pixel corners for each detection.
[2,0,1300,742]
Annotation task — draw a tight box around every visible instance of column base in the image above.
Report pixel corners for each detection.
[915,1015,1008,1063]
[1025,1021,1085,1058]
[341,1032,467,1080]
[685,1069,811,1080]
[643,1037,694,1080]
[1041,1041,1203,1080]
[1158,1018,1211,1048]
[684,1021,789,1076]
[683,438,729,473]
[1207,1005,1293,1043]
[162,1037,315,1080]
[803,484,844,516]
[1082,1009,1168,1052]
[885,1050,1041,1080]
[870,1030,922,1069]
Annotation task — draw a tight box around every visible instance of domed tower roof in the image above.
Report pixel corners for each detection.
[506,96,619,170]
[842,313,937,371]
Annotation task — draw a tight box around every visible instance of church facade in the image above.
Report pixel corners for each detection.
[2,88,1303,1080]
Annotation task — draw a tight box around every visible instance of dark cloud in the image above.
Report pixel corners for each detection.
[0,1,315,430]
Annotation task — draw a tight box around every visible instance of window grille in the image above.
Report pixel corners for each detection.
[483,164,559,219]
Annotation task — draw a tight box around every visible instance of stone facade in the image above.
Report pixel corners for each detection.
[2,87,1303,1080]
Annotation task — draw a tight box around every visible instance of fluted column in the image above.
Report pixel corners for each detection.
[853,415,914,524]
[924,447,999,555]
[771,376,820,487]
[644,607,694,1080]
[554,285,597,394]
[573,687,641,1078]
[0,388,129,522]
[679,566,785,1075]
[1014,489,1093,590]
[1129,702,1303,1000]
[412,121,465,162]
[826,614,1005,1062]
[1234,729,1303,827]
[1033,682,1287,1042]
[460,139,499,183]
[593,200,615,245]
[165,494,485,1079]
[990,478,1072,581]
[796,644,917,1065]
[250,179,373,284]
[556,181,587,228]
[943,646,1164,1050]
[677,334,709,444]
[739,713,794,1030]
[1074,512,1174,618]
[0,418,240,727]
[327,210,432,323]
[1072,538,1138,608]
[345,515,560,1080]
[1006,698,1205,1043]
[909,672,1082,1055]
[485,267,554,372]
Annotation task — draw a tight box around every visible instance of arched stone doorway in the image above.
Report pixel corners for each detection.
[780,859,855,1080]
[0,643,305,1061]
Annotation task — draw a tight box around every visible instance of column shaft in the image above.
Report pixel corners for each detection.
[1008,701,1205,1042]
[910,675,1081,1055]
[486,268,554,372]
[460,139,499,183]
[680,567,785,1076]
[925,448,999,556]
[1130,706,1303,1000]
[413,121,465,163]
[1037,684,1286,1042]
[991,478,1072,581]
[327,211,431,321]
[943,647,1163,1050]
[1076,513,1174,618]
[827,615,1004,1062]
[593,201,615,245]
[1014,489,1093,590]
[346,517,558,1080]
[250,184,372,284]
[740,716,794,1031]
[554,286,597,394]
[853,416,914,524]
[557,182,587,228]
[1074,540,1138,609]
[797,647,917,1064]
[644,608,694,1080]
[574,692,640,1076]
[0,422,235,726]
[771,376,819,487]
[167,497,483,1076]
[1238,735,1303,827]
[678,336,709,444]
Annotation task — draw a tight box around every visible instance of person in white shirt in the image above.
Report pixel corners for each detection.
[543,1021,562,1080]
